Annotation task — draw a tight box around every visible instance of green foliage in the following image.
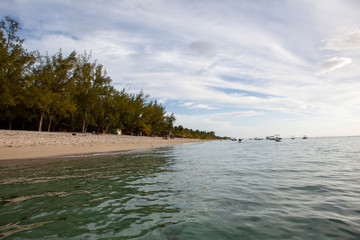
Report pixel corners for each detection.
[0,16,35,129]
[0,16,224,139]
[172,126,221,140]
[29,50,77,131]
[72,51,112,132]
[110,129,118,135]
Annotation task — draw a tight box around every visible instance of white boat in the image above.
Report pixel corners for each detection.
[291,136,295,139]
[274,134,282,142]
[302,135,308,139]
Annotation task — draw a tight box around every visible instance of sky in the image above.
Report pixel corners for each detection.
[1,0,360,138]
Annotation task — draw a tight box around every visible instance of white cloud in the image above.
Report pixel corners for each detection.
[324,28,360,50]
[182,102,194,107]
[180,102,215,110]
[317,57,352,75]
[213,111,264,118]
[191,104,216,110]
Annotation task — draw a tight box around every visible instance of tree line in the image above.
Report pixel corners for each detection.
[0,16,226,139]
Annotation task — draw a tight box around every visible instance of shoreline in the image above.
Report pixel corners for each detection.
[0,130,206,161]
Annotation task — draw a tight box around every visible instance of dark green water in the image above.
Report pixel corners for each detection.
[1,137,360,239]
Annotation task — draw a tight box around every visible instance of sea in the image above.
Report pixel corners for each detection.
[0,137,360,239]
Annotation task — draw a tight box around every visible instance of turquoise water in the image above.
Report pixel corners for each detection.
[1,137,360,239]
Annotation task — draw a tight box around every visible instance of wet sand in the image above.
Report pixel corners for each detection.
[0,130,205,161]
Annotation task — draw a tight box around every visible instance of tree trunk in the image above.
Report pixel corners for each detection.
[38,111,44,131]
[82,118,86,133]
[8,116,13,130]
[47,110,53,132]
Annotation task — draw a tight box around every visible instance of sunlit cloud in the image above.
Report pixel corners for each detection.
[317,57,352,75]
[180,102,216,110]
[191,104,216,110]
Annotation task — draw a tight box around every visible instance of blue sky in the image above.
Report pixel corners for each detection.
[2,0,360,138]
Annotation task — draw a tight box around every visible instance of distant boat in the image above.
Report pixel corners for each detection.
[302,135,308,139]
[266,135,282,141]
[291,136,295,139]
[273,134,282,142]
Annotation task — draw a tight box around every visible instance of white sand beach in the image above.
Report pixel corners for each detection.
[0,130,205,160]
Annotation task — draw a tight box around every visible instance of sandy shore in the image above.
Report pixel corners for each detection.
[0,130,205,161]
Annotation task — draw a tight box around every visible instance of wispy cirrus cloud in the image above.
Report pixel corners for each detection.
[213,111,264,118]
[180,102,216,110]
[317,57,352,75]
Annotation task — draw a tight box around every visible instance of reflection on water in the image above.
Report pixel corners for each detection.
[0,149,182,239]
[1,138,360,239]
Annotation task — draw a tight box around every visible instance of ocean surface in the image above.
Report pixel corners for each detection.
[1,137,360,239]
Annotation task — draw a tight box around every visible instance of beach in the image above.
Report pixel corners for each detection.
[0,130,204,161]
